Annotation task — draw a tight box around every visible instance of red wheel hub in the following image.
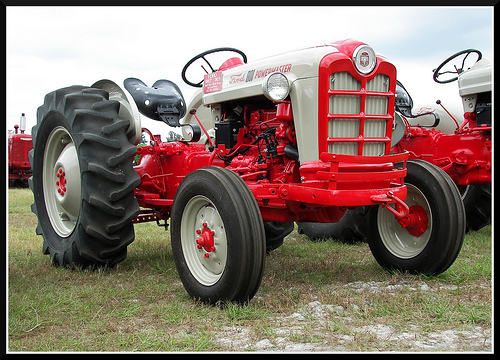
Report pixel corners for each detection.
[56,168,67,196]
[397,205,428,237]
[196,222,216,258]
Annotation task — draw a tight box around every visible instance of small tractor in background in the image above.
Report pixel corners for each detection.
[8,113,33,187]
[298,48,492,241]
[29,40,466,304]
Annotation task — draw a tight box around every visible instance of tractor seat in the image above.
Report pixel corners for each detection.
[124,78,186,127]
[219,57,244,71]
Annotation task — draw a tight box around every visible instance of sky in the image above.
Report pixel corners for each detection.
[6,6,493,136]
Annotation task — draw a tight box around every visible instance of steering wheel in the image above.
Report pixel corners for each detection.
[432,49,482,84]
[181,47,247,88]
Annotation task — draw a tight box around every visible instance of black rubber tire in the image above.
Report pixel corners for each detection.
[366,160,465,275]
[264,221,294,252]
[170,166,266,304]
[29,86,140,267]
[297,206,370,243]
[461,184,491,232]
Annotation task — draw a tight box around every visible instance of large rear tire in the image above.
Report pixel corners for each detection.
[461,183,491,232]
[264,221,294,252]
[367,160,465,275]
[171,166,266,304]
[297,206,369,243]
[29,86,140,267]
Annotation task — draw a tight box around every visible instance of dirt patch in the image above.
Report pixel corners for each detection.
[214,280,492,352]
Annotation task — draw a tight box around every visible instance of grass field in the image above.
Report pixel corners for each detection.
[7,187,492,352]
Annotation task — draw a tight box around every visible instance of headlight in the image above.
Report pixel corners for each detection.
[353,45,377,74]
[263,72,290,102]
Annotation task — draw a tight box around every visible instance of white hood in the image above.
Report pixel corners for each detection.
[202,45,339,105]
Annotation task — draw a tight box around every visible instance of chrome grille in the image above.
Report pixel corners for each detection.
[327,72,391,156]
[330,72,361,91]
[366,74,389,92]
[365,96,388,115]
[330,96,360,114]
[329,119,359,138]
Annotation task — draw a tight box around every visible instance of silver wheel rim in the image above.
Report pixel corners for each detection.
[376,184,432,259]
[180,195,228,286]
[42,126,81,237]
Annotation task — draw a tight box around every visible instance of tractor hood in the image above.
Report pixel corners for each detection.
[202,45,340,105]
[458,58,492,97]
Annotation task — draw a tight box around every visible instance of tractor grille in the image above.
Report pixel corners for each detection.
[9,137,32,168]
[326,72,392,156]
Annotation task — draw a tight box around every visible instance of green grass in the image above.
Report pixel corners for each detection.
[8,187,492,352]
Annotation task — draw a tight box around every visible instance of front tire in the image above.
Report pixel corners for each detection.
[29,86,140,267]
[171,166,266,304]
[367,160,465,275]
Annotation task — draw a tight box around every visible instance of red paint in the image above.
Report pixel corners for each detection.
[391,117,491,187]
[132,39,410,226]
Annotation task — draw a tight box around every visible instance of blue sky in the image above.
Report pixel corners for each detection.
[6,6,493,135]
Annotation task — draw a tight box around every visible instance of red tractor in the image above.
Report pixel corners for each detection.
[8,113,33,187]
[394,49,491,231]
[29,40,465,304]
[298,49,491,241]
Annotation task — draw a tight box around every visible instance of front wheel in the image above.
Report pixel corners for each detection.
[170,166,266,304]
[367,160,465,275]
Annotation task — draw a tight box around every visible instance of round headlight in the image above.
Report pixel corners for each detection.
[353,45,377,75]
[263,72,290,102]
